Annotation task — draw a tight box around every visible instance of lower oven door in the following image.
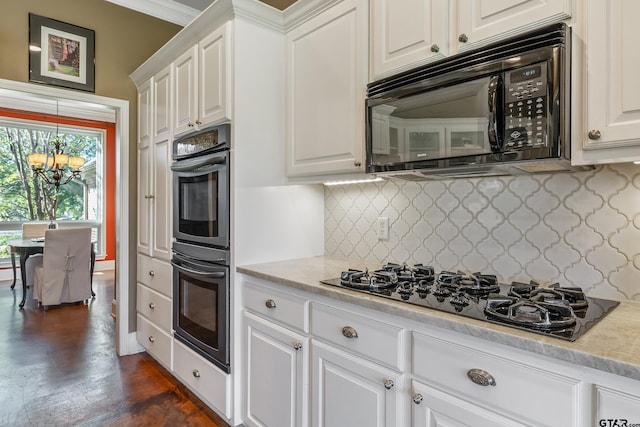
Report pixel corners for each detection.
[171,253,229,373]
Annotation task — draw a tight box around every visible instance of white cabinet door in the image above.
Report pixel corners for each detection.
[286,0,367,177]
[371,0,448,79]
[174,23,231,138]
[455,0,572,51]
[411,381,526,427]
[582,0,640,155]
[174,45,198,137]
[151,136,171,261]
[311,340,400,427]
[595,385,640,426]
[244,312,307,427]
[153,65,172,141]
[137,79,153,256]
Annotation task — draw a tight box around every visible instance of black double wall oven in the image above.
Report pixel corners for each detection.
[170,124,231,373]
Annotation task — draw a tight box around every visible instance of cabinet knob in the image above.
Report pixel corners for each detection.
[188,122,195,127]
[588,129,601,140]
[149,270,155,277]
[341,326,358,339]
[192,369,200,378]
[412,393,423,404]
[148,302,155,310]
[148,336,155,343]
[144,195,155,199]
[467,368,496,386]
[293,342,302,351]
[383,379,394,390]
[458,33,469,43]
[195,120,202,125]
[354,161,362,167]
[430,44,440,53]
[265,299,276,309]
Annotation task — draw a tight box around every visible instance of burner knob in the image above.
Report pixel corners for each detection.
[467,368,496,386]
[341,326,358,339]
[265,299,276,309]
[383,379,394,390]
[412,393,423,404]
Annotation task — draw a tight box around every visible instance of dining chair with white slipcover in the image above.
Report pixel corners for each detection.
[20,223,48,287]
[33,228,92,310]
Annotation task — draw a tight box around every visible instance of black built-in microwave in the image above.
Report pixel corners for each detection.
[366,23,592,179]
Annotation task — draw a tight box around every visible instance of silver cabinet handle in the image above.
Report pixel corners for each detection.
[148,270,155,277]
[467,368,496,386]
[144,194,154,199]
[148,302,155,309]
[458,33,468,43]
[430,44,440,53]
[192,369,200,378]
[383,379,394,390]
[293,342,302,351]
[354,160,362,167]
[148,336,155,343]
[265,299,276,309]
[588,129,601,140]
[412,393,423,404]
[342,326,358,339]
[195,120,202,125]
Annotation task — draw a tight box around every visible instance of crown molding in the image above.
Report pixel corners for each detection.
[104,0,200,26]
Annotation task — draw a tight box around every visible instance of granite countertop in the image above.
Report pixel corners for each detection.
[237,255,640,381]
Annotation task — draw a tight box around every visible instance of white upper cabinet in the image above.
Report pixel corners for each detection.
[455,0,572,52]
[574,0,640,164]
[371,0,572,79]
[286,0,368,177]
[174,22,231,137]
[371,0,449,79]
[153,65,172,142]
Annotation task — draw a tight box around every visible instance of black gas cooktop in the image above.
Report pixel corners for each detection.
[320,263,619,341]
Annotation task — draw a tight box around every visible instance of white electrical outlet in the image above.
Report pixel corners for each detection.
[376,217,389,240]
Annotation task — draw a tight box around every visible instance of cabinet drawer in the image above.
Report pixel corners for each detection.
[310,302,404,370]
[173,339,231,418]
[136,283,172,332]
[137,253,172,297]
[243,280,308,332]
[136,314,172,370]
[412,332,580,427]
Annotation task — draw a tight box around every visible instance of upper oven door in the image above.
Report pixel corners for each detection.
[171,150,229,249]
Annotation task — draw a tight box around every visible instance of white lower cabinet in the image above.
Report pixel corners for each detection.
[411,380,525,427]
[136,313,172,370]
[311,340,401,427]
[244,312,308,427]
[173,339,231,418]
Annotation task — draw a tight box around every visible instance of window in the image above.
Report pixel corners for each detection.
[0,115,106,261]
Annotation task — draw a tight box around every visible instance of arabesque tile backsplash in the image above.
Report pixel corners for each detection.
[324,163,640,301]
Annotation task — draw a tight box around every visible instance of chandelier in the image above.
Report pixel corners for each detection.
[27,101,85,188]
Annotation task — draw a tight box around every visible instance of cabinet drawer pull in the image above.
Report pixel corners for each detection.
[467,368,496,386]
[430,44,440,53]
[265,299,276,309]
[341,326,358,339]
[458,33,468,43]
[383,379,394,390]
[412,393,423,404]
[148,336,155,343]
[144,194,155,199]
[148,302,155,310]
[148,270,155,277]
[588,129,601,140]
[192,369,200,378]
[195,120,202,125]
[293,342,302,351]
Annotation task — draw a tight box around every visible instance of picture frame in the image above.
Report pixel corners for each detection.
[28,14,95,92]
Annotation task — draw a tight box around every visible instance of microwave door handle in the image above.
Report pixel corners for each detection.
[487,74,503,152]
[171,260,226,278]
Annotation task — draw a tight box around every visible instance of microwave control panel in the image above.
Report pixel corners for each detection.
[503,64,548,149]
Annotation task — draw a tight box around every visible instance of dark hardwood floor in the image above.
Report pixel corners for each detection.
[0,270,231,427]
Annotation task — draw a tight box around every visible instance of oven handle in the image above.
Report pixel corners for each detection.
[170,151,227,173]
[171,260,226,278]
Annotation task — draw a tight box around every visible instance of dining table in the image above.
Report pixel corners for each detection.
[8,238,96,308]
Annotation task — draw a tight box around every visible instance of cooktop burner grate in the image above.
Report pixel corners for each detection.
[321,264,619,341]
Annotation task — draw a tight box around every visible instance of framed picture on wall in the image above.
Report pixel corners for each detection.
[28,14,95,92]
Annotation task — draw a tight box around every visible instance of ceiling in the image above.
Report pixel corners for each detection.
[105,0,298,26]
